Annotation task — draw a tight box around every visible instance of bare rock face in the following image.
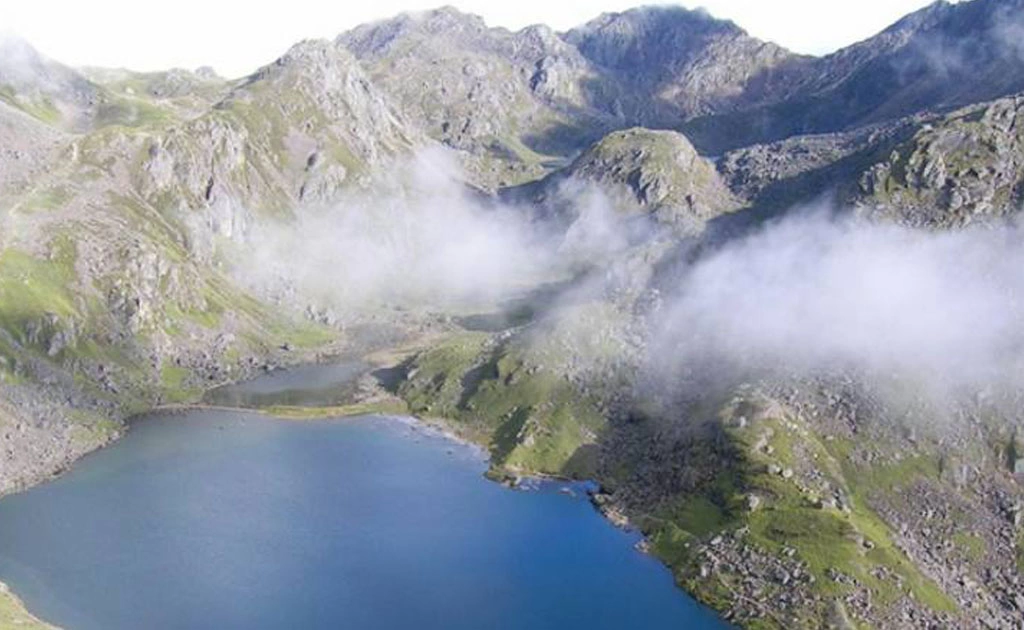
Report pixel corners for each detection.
[0,103,68,196]
[337,6,809,183]
[335,1,1024,168]
[564,7,801,122]
[857,95,1024,227]
[338,7,619,188]
[685,0,1024,152]
[137,38,422,229]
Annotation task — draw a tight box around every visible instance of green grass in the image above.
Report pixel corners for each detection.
[644,398,957,624]
[820,439,954,612]
[399,332,490,417]
[397,332,604,477]
[472,357,602,474]
[952,532,986,562]
[747,502,857,594]
[0,248,78,346]
[165,302,221,330]
[94,94,177,129]
[0,84,62,126]
[14,186,72,215]
[857,454,942,493]
[67,411,122,450]
[160,364,198,404]
[0,583,57,629]
[661,495,733,538]
[259,400,409,420]
[263,317,336,350]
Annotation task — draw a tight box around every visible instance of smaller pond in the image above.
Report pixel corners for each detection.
[203,360,368,407]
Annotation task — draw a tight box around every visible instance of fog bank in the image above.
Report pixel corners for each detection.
[232,150,631,318]
[652,211,1024,399]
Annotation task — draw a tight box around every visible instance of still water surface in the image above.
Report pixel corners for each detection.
[0,411,725,629]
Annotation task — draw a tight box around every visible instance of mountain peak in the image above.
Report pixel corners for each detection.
[407,5,489,29]
[572,4,741,33]
[338,5,492,58]
[0,34,56,84]
[564,5,762,74]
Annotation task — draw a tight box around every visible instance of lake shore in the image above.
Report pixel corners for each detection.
[0,338,663,630]
[0,404,721,630]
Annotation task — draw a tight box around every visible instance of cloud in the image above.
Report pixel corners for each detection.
[229,149,631,319]
[649,209,1024,403]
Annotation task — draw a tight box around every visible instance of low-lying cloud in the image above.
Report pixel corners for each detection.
[231,149,632,318]
[651,210,1024,400]
[231,146,1024,415]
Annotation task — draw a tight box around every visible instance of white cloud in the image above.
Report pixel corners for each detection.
[650,209,1024,400]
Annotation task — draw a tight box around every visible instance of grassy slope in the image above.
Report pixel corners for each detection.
[393,334,961,627]
[398,332,605,477]
[0,585,57,630]
[644,395,956,627]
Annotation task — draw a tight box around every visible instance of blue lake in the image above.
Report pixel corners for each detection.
[0,411,724,629]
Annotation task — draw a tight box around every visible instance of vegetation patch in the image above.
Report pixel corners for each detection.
[952,532,986,562]
[0,248,78,345]
[160,364,199,404]
[260,400,409,420]
[397,332,604,477]
[644,397,956,623]
[0,583,56,630]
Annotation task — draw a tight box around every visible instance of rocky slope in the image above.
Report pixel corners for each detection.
[856,94,1024,227]
[0,36,101,131]
[338,7,618,187]
[563,7,800,123]
[339,1,1024,160]
[337,5,808,186]
[0,36,425,497]
[3,1,1024,628]
[523,127,740,234]
[685,0,1024,151]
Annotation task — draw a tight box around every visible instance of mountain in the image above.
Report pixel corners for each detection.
[2,1,1024,628]
[0,36,100,130]
[337,5,803,187]
[0,36,422,500]
[685,0,1024,151]
[528,127,740,233]
[856,94,1024,227]
[338,7,618,187]
[563,7,801,122]
[339,1,1024,164]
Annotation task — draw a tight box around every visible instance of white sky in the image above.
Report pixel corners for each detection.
[2,0,949,78]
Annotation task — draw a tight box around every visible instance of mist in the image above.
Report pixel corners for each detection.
[231,149,632,319]
[231,145,1024,412]
[650,210,1024,403]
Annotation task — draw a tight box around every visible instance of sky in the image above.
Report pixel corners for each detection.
[1,0,951,78]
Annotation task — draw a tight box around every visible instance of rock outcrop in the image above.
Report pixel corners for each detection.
[539,128,740,232]
[857,94,1024,227]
